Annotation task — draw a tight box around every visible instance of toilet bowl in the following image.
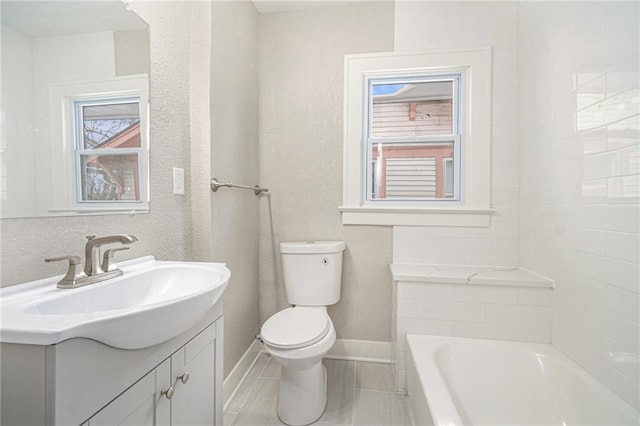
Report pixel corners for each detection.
[260,241,345,426]
[261,307,336,425]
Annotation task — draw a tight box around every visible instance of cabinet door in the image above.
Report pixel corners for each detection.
[171,323,219,425]
[89,359,171,426]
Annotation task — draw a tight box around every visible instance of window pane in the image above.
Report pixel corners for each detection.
[444,158,454,197]
[79,153,140,202]
[370,142,454,200]
[370,81,453,138]
[82,101,141,149]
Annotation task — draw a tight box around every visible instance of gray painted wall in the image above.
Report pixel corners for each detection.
[209,0,261,378]
[258,2,395,342]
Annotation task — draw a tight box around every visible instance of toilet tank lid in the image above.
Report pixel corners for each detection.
[280,241,346,254]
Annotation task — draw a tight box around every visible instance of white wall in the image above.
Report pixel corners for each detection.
[1,29,116,218]
[33,32,116,215]
[258,2,395,342]
[518,1,639,409]
[0,27,35,217]
[393,1,521,266]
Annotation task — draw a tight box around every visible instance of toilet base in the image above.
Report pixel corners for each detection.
[277,363,328,426]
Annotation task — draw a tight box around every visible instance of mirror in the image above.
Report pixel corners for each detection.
[1,0,150,218]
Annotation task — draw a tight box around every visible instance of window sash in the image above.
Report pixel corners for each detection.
[364,73,463,204]
[366,74,461,140]
[365,137,461,203]
[73,96,145,204]
[74,150,144,204]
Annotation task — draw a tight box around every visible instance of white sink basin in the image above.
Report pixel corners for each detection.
[0,256,230,349]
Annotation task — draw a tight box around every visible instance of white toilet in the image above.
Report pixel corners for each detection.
[260,241,346,426]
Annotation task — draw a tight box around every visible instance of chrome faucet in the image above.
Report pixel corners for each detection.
[84,234,138,276]
[45,234,137,289]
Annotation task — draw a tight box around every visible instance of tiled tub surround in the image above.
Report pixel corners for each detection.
[391,264,554,392]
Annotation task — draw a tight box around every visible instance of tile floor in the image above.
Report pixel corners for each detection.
[224,354,411,426]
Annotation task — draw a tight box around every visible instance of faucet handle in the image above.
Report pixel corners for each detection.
[45,255,81,265]
[101,247,130,272]
[45,255,88,288]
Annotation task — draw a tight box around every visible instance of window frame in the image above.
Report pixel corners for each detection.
[341,49,493,227]
[48,75,149,215]
[72,96,145,205]
[364,73,463,204]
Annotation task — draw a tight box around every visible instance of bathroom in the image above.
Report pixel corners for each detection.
[1,0,638,425]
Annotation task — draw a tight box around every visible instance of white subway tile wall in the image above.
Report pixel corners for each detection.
[393,2,521,267]
[519,2,639,410]
[394,281,552,392]
[393,1,638,409]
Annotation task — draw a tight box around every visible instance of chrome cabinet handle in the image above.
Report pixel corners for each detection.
[177,372,190,384]
[160,386,175,399]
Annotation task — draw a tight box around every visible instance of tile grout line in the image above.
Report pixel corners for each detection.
[229,358,408,426]
[350,360,357,426]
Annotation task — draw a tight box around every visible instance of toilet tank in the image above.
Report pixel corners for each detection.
[280,241,346,306]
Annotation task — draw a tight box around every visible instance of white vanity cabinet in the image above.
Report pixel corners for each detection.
[87,321,219,426]
[86,359,169,426]
[1,303,224,426]
[170,323,219,425]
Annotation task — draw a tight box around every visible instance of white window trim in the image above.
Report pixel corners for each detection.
[48,75,149,215]
[341,48,493,227]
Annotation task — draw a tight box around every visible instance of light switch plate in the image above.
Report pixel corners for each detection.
[172,167,185,195]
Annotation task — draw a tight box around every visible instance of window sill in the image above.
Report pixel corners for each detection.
[48,206,149,217]
[339,205,494,227]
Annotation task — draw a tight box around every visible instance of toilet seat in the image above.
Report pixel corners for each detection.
[261,307,330,349]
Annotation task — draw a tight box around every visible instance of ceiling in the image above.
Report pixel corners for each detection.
[1,0,147,39]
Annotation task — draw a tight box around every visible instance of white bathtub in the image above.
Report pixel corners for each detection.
[406,334,638,426]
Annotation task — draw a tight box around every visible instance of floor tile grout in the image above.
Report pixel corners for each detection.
[350,359,357,426]
[225,355,409,426]
[225,354,271,416]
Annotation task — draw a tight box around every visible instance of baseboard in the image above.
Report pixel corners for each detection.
[326,339,393,364]
[223,338,392,408]
[223,339,262,409]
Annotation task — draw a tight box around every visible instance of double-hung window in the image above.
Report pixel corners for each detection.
[366,75,462,202]
[73,97,144,204]
[341,49,493,226]
[48,75,149,214]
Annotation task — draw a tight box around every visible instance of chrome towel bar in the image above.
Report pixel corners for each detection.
[210,178,268,195]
